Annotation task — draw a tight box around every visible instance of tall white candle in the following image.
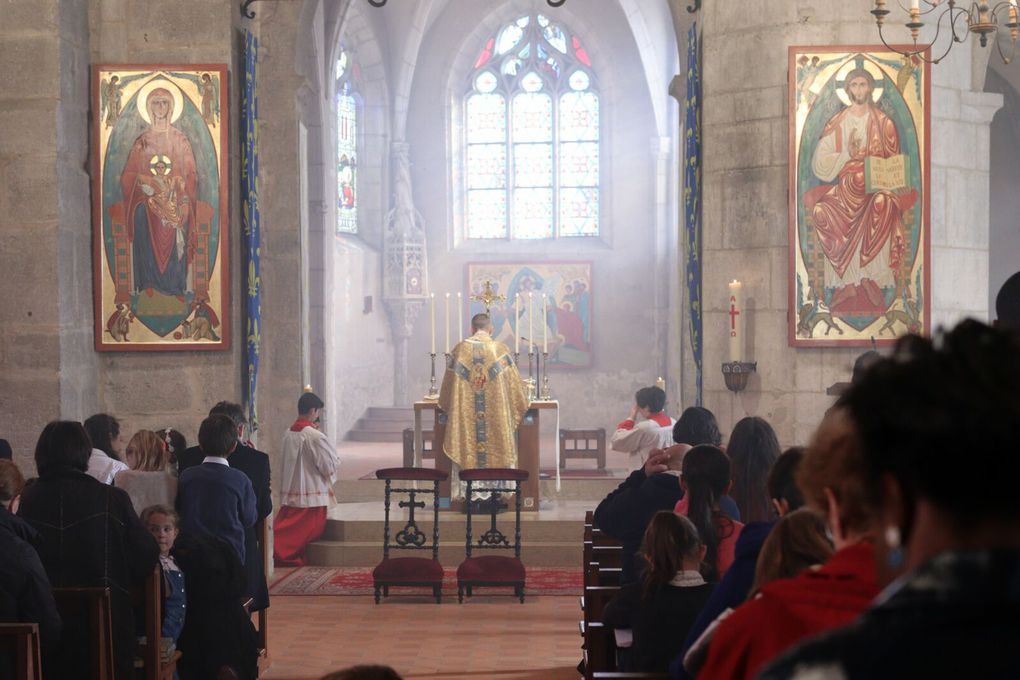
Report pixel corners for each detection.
[444,293,450,353]
[528,292,534,350]
[910,0,919,10]
[728,280,744,363]
[515,294,521,353]
[542,294,548,353]
[457,292,463,342]
[430,293,436,354]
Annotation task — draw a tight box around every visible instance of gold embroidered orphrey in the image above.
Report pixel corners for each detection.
[438,331,528,469]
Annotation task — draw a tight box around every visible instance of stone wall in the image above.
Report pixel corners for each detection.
[696,2,998,446]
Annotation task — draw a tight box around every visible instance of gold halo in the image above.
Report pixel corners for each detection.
[135,78,184,125]
[835,59,885,106]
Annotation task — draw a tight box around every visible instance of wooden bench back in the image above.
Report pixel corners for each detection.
[51,587,113,680]
[0,623,42,680]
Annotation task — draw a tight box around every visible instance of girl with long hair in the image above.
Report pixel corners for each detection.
[603,512,715,672]
[727,417,781,524]
[675,445,744,581]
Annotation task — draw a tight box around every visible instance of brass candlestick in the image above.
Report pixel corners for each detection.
[424,352,440,400]
[540,351,551,399]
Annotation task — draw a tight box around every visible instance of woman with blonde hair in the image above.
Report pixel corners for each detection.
[114,429,177,514]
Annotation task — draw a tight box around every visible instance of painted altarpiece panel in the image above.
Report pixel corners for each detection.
[92,65,229,351]
[788,47,930,347]
[466,262,592,369]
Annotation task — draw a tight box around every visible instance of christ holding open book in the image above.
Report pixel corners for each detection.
[804,67,918,315]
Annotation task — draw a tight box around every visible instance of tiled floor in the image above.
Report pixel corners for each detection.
[261,594,582,680]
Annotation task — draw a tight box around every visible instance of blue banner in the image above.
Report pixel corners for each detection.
[684,23,703,406]
[242,31,262,431]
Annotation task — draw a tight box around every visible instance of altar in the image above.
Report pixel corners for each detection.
[412,400,559,511]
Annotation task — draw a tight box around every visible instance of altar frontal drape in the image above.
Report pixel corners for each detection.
[242,31,262,431]
[684,23,703,405]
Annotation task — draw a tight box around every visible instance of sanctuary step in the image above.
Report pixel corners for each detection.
[345,406,415,442]
[305,498,603,568]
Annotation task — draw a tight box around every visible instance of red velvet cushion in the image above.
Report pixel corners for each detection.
[456,555,526,582]
[375,467,448,482]
[373,557,444,583]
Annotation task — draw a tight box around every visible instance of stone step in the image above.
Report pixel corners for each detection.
[321,518,583,542]
[334,477,622,503]
[365,407,415,421]
[306,540,580,568]
[345,430,404,443]
[351,419,412,433]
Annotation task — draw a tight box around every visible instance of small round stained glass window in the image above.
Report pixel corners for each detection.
[520,71,544,92]
[568,70,590,91]
[475,71,499,93]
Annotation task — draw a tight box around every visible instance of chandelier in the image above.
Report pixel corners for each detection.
[871,0,1019,64]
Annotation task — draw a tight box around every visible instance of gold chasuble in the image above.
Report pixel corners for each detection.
[438,331,529,469]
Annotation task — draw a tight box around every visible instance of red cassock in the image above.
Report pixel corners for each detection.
[803,106,916,283]
[120,126,198,288]
[697,542,879,680]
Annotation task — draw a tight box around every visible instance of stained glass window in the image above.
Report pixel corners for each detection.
[336,47,359,235]
[464,13,599,239]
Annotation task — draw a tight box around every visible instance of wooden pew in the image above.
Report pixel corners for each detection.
[255,517,271,675]
[51,587,114,680]
[134,565,182,680]
[0,623,42,680]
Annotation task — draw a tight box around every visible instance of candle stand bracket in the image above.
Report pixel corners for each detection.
[722,361,757,393]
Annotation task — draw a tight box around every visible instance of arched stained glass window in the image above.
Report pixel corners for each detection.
[336,47,359,234]
[466,13,599,239]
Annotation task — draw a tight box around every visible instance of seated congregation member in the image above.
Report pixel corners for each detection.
[83,412,129,484]
[177,415,257,569]
[682,508,832,677]
[19,421,158,680]
[274,392,339,567]
[114,430,177,514]
[761,321,1020,680]
[726,416,780,524]
[0,438,12,460]
[671,406,723,449]
[141,506,186,656]
[610,386,674,465]
[673,445,743,581]
[671,448,807,679]
[0,459,61,654]
[320,666,404,680]
[160,428,188,473]
[700,407,879,680]
[594,446,690,584]
[172,530,258,679]
[178,401,272,612]
[603,512,715,673]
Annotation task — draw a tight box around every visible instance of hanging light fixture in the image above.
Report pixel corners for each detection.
[871,0,1019,64]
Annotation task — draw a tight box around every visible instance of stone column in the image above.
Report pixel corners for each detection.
[696,2,999,443]
[383,142,428,406]
[0,0,96,470]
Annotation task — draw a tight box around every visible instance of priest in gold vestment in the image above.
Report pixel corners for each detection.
[439,313,528,478]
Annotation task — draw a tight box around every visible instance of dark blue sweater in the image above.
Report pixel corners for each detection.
[177,461,257,563]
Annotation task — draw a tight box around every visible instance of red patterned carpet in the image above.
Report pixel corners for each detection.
[270,566,582,597]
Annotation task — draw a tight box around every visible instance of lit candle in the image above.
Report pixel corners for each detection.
[430,293,436,355]
[528,293,534,351]
[727,280,744,363]
[457,292,463,342]
[542,294,548,353]
[515,294,521,353]
[444,293,450,353]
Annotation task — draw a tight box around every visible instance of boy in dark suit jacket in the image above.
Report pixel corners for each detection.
[178,401,272,611]
[177,415,257,566]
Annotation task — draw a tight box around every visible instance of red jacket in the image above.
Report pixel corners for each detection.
[697,542,879,680]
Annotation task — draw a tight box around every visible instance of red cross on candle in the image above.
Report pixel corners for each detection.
[729,299,740,334]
